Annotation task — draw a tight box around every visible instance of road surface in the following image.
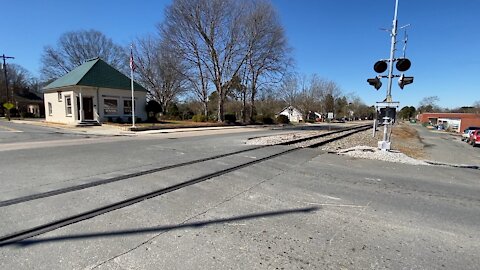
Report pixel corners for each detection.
[0,121,478,269]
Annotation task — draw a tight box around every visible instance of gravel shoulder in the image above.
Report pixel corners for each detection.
[246,122,428,165]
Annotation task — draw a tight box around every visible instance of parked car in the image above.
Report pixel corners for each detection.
[469,130,480,147]
[462,126,480,142]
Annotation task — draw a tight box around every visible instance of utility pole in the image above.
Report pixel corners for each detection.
[1,54,15,120]
[1,54,15,102]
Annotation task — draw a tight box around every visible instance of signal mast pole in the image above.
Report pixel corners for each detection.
[386,0,399,103]
[368,0,413,151]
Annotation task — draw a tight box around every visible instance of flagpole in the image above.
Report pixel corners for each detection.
[130,45,136,128]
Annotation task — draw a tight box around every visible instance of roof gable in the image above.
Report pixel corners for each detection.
[278,105,303,115]
[44,58,147,92]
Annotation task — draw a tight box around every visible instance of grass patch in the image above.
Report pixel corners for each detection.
[391,123,426,159]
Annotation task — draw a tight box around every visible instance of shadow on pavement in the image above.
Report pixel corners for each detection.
[10,206,319,247]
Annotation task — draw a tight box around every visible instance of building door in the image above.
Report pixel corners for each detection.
[83,97,94,120]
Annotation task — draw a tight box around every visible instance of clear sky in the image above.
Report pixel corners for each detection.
[1,0,479,109]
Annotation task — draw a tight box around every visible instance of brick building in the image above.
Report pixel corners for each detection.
[417,113,480,132]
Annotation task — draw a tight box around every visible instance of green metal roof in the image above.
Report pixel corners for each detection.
[44,58,147,92]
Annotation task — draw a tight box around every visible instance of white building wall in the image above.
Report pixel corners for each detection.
[44,86,147,124]
[279,107,304,122]
[44,88,77,124]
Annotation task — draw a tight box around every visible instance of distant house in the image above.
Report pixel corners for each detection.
[278,105,304,122]
[14,92,44,117]
[43,58,147,125]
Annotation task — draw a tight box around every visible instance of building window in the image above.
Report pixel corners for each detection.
[65,95,72,116]
[57,91,62,102]
[48,102,52,116]
[104,99,118,115]
[124,100,132,114]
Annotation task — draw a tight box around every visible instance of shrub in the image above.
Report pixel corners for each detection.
[192,114,207,122]
[224,113,236,123]
[182,111,194,120]
[255,115,274,124]
[115,117,124,124]
[276,114,290,124]
[208,114,217,122]
[20,111,29,118]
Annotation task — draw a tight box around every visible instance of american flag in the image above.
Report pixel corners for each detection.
[129,46,136,72]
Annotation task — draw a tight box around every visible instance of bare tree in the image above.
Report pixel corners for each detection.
[418,96,440,113]
[286,73,342,116]
[40,29,127,81]
[161,0,250,122]
[0,64,38,99]
[278,73,300,107]
[473,101,480,113]
[133,36,186,113]
[243,0,290,122]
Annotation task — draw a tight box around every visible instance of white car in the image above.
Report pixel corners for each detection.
[462,127,480,142]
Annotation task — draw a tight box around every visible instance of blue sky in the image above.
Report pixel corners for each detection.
[2,0,479,108]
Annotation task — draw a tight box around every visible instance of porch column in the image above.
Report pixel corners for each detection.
[79,90,84,122]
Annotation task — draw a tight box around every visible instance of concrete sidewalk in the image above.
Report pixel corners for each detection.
[10,119,258,136]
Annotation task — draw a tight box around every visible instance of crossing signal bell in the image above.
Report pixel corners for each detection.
[398,74,414,89]
[367,76,382,90]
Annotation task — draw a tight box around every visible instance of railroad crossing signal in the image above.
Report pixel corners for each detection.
[367,76,382,90]
[398,73,414,89]
[374,61,388,73]
[396,58,411,72]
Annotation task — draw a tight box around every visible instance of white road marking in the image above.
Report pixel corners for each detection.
[364,177,382,182]
[320,195,342,200]
[303,202,366,208]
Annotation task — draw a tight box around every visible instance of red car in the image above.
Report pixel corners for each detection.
[469,130,480,147]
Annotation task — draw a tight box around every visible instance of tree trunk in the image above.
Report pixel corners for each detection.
[217,95,224,122]
[216,80,224,122]
[203,100,208,117]
[249,80,257,123]
[242,90,247,123]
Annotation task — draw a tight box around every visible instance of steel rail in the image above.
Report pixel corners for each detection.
[0,124,370,208]
[0,124,372,246]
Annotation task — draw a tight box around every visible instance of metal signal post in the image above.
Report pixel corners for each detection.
[385,0,399,103]
[367,0,414,151]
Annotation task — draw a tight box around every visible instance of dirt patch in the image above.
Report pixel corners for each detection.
[390,123,425,159]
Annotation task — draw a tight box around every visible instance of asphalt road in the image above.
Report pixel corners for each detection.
[0,122,479,269]
[412,124,480,166]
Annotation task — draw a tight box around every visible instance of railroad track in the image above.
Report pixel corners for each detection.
[0,123,371,247]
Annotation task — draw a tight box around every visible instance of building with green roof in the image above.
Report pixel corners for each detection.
[43,58,147,125]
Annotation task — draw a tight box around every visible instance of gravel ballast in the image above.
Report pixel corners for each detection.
[246,125,429,165]
[335,146,430,166]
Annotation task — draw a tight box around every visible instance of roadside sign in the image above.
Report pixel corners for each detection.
[327,112,334,119]
[375,101,400,108]
[3,102,14,110]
